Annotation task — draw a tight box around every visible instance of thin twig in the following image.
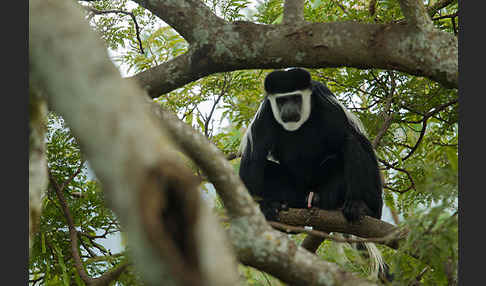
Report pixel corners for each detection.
[431,12,458,21]
[59,160,85,193]
[29,276,44,286]
[372,72,396,149]
[49,162,130,286]
[401,119,427,162]
[331,0,349,15]
[86,7,145,54]
[79,235,99,258]
[427,0,457,17]
[204,75,230,137]
[369,0,377,17]
[49,168,94,285]
[379,159,416,193]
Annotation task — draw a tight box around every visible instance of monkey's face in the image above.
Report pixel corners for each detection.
[267,89,312,131]
[276,94,302,123]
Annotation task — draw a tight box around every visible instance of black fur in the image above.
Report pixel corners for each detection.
[264,68,312,94]
[239,69,383,222]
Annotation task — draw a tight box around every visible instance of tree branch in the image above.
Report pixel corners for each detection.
[94,262,131,286]
[50,169,95,285]
[50,165,131,286]
[387,98,457,166]
[275,208,403,249]
[85,7,145,54]
[431,12,458,21]
[131,20,457,98]
[401,119,427,162]
[203,75,230,137]
[369,0,377,17]
[379,159,416,194]
[397,0,434,30]
[283,0,306,24]
[270,221,407,246]
[59,160,85,192]
[29,84,49,252]
[29,276,44,286]
[372,75,395,149]
[84,0,457,95]
[30,1,240,285]
[427,0,457,17]
[132,0,226,44]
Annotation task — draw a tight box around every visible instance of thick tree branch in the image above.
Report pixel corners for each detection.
[80,0,457,94]
[275,208,403,250]
[30,1,240,286]
[270,221,406,246]
[132,0,225,44]
[149,103,257,218]
[124,0,457,96]
[131,21,457,98]
[29,84,49,252]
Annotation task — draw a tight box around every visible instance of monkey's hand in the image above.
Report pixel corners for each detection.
[260,201,289,221]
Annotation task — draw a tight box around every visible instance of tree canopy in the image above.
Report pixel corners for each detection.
[29,0,458,285]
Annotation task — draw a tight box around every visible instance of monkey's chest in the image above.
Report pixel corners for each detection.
[271,130,341,187]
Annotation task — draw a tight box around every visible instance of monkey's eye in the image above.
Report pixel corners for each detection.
[276,96,289,105]
[276,94,302,108]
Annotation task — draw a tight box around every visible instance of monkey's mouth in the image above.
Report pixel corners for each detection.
[281,113,301,122]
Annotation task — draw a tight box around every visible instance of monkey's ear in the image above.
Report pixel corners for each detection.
[264,68,311,94]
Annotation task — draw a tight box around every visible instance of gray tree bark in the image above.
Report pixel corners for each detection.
[129,0,457,98]
[29,1,239,286]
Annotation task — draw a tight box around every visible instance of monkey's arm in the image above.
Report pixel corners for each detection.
[342,134,378,222]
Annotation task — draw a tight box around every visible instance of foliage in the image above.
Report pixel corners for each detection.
[30,0,458,285]
[29,113,144,286]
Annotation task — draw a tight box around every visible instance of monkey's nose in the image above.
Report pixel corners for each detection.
[281,112,300,122]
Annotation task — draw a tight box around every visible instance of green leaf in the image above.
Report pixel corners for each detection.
[272,13,283,24]
[54,245,70,286]
[73,269,84,286]
[445,148,458,172]
[310,0,323,9]
[196,116,206,132]
[41,233,46,254]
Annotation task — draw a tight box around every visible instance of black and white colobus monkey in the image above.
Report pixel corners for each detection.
[239,68,383,222]
[239,68,389,279]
